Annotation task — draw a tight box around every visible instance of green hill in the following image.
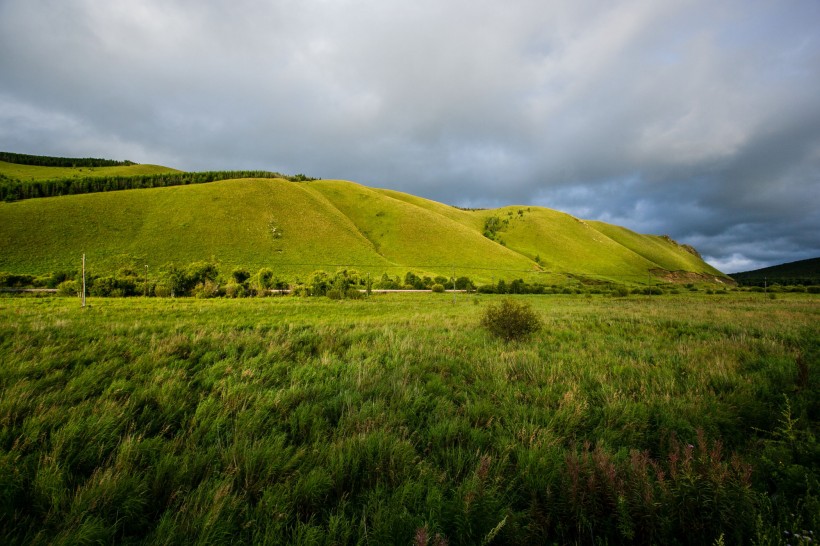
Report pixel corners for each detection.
[730,257,820,286]
[0,157,729,284]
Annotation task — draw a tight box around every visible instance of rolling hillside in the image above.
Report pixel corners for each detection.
[0,158,729,283]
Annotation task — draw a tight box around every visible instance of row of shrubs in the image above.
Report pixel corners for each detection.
[3,266,819,298]
[0,266,473,299]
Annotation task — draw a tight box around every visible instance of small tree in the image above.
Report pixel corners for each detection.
[57,280,80,297]
[231,268,251,284]
[254,268,274,296]
[186,261,219,291]
[480,299,541,342]
[455,276,475,291]
[309,270,330,296]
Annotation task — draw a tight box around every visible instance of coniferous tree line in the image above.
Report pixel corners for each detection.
[0,170,316,201]
[0,151,136,168]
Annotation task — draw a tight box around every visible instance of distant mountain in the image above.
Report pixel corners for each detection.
[0,153,729,285]
[730,257,820,286]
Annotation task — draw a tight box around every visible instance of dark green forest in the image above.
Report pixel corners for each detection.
[0,151,135,168]
[0,170,316,201]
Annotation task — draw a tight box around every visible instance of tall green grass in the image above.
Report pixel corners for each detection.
[0,293,816,544]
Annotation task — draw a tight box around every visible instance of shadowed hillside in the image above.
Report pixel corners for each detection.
[730,257,820,286]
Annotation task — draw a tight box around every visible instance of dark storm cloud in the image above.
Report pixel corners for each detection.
[1,0,818,271]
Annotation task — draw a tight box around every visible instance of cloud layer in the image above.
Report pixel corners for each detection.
[2,0,819,272]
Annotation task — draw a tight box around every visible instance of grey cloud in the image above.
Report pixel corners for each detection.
[1,0,819,271]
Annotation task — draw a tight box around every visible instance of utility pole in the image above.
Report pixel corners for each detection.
[81,254,86,308]
[452,266,456,305]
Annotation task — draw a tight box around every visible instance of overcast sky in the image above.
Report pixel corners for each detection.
[1,0,818,272]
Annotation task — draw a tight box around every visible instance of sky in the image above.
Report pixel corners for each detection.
[1,0,818,273]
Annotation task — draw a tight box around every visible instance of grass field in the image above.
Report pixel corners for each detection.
[1,292,816,544]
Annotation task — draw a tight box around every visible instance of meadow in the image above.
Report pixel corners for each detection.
[0,292,817,545]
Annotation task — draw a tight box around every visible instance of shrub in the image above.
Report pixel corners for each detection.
[254,267,275,296]
[326,289,342,300]
[223,282,246,298]
[480,299,541,342]
[455,276,475,291]
[346,288,364,299]
[89,276,117,297]
[186,261,220,290]
[431,283,445,293]
[193,280,220,299]
[231,268,251,284]
[291,285,310,297]
[154,282,173,297]
[57,280,80,297]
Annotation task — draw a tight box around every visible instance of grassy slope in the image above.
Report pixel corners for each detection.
[0,160,180,181]
[486,207,658,279]
[587,221,725,276]
[374,187,484,229]
[0,178,392,276]
[0,161,727,281]
[306,180,536,278]
[367,189,728,281]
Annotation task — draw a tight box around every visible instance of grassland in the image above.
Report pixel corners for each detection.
[1,292,817,544]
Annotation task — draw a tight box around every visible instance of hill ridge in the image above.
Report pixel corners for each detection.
[0,156,728,283]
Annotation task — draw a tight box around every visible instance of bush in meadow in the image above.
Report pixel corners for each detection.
[480,298,541,342]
